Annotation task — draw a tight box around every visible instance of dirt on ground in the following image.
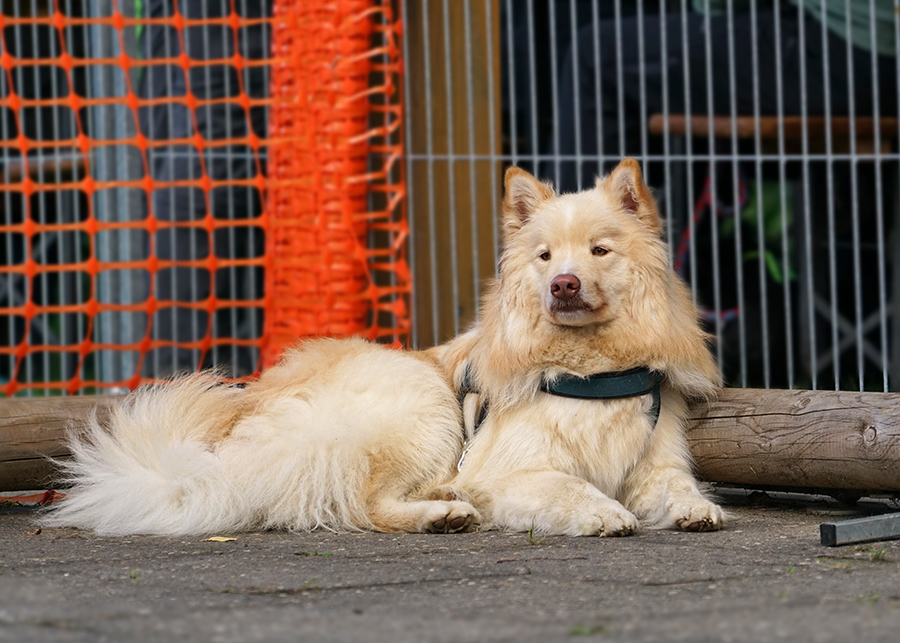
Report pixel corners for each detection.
[1,488,899,643]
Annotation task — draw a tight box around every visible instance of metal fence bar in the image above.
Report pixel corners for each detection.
[842,1,864,391]
[422,0,440,347]
[484,0,500,269]
[6,1,897,394]
[726,2,747,387]
[868,0,889,392]
[525,0,539,173]
[701,1,724,371]
[547,0,561,186]
[817,4,840,390]
[748,0,770,388]
[635,0,648,181]
[795,0,817,389]
[440,0,460,337]
[658,1,676,259]
[401,0,419,348]
[590,0,603,191]
[463,0,481,314]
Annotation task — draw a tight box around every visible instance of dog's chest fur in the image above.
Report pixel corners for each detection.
[458,391,655,498]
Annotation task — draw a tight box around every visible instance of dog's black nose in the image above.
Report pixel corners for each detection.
[550,274,581,300]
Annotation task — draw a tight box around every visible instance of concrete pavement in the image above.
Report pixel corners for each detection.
[1,488,899,642]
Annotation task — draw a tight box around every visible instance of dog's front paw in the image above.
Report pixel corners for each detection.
[670,497,726,532]
[578,501,640,537]
[424,501,481,534]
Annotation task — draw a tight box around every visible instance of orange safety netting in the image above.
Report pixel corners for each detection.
[0,0,409,396]
[265,0,409,363]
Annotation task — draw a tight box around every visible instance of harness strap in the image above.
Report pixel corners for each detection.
[540,367,663,428]
[460,365,663,436]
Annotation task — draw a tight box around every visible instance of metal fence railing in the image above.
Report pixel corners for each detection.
[402,0,900,392]
[3,0,898,394]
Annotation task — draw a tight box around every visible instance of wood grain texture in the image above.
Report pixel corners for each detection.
[687,388,900,492]
[1,388,899,493]
[0,396,119,491]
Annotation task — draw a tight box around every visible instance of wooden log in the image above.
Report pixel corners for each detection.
[0,396,119,492]
[1,388,899,493]
[687,388,900,493]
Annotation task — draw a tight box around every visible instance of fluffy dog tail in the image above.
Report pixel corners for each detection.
[44,373,249,536]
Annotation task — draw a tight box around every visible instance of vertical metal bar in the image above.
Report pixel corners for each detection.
[635,0,648,181]
[192,0,211,371]
[771,0,794,389]
[547,0,561,186]
[203,0,219,369]
[867,0,888,391]
[163,0,183,375]
[819,3,840,389]
[400,0,418,347]
[797,0,817,388]
[1,4,15,393]
[462,0,480,315]
[121,0,142,386]
[680,0,699,306]
[749,0,770,388]
[726,0,747,387]
[566,0,582,189]
[46,0,70,390]
[701,0,724,370]
[33,0,52,393]
[421,0,440,347]
[483,0,500,268]
[590,0,603,178]
[147,3,160,378]
[658,0,675,259]
[253,0,265,359]
[843,0,864,390]
[504,0,518,169]
[18,0,38,394]
[440,0,460,337]
[246,0,262,365]
[613,0,626,159]
[89,0,114,388]
[524,0,539,173]
[893,0,900,391]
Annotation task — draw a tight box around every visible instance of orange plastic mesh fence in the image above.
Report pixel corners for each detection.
[266,0,409,364]
[0,0,408,396]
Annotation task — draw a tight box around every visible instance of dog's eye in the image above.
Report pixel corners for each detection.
[539,251,551,261]
[592,246,609,256]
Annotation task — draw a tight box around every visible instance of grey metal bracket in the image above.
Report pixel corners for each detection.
[820,512,900,547]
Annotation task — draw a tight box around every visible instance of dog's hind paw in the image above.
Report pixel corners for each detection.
[425,501,481,534]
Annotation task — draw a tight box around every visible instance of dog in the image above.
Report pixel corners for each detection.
[46,338,480,535]
[46,158,724,537]
[431,158,725,535]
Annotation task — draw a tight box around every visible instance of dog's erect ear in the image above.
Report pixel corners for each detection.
[503,166,555,233]
[601,158,662,234]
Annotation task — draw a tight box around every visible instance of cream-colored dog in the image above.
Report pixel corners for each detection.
[47,158,723,537]
[434,159,725,535]
[47,339,479,535]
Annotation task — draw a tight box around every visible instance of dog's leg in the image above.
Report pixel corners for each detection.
[621,399,726,532]
[482,470,639,537]
[366,493,481,534]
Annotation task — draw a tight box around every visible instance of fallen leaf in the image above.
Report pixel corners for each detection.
[205,536,237,542]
